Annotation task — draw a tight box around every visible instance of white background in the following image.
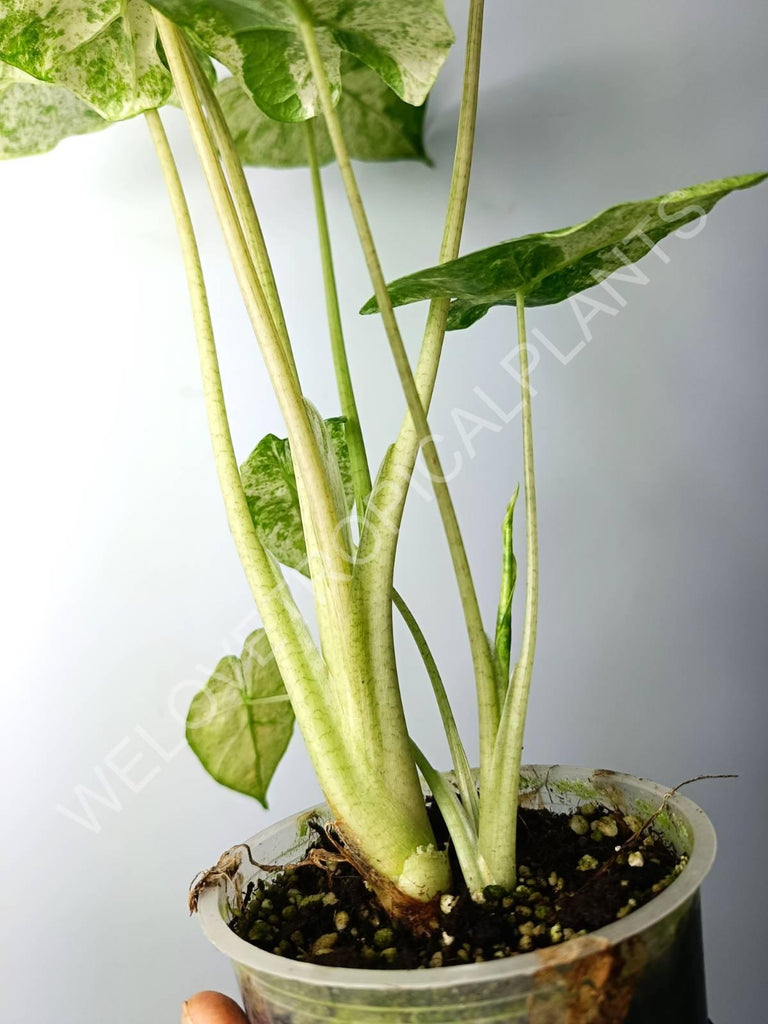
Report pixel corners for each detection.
[1,2,766,1021]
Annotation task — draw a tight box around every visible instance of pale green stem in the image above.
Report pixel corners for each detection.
[145,105,446,905]
[302,109,416,806]
[183,42,297,385]
[355,0,484,567]
[153,13,353,606]
[435,0,485,263]
[143,108,339,758]
[393,590,479,829]
[294,8,499,812]
[304,115,475,836]
[155,12,383,804]
[479,295,539,887]
[347,0,491,800]
[304,118,372,520]
[411,742,491,894]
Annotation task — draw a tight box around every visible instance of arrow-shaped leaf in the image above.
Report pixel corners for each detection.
[361,172,768,329]
[239,416,354,575]
[186,630,294,807]
[0,61,107,159]
[150,0,453,123]
[0,1,173,121]
[218,56,429,168]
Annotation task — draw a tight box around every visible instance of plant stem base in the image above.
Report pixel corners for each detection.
[197,767,716,1024]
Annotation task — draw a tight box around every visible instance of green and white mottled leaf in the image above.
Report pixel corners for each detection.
[186,629,294,807]
[218,57,428,168]
[361,173,768,329]
[0,1,173,121]
[322,0,453,106]
[150,0,453,123]
[0,61,106,158]
[240,416,354,575]
[152,0,340,123]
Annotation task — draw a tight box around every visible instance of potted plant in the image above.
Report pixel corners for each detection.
[1,2,763,1021]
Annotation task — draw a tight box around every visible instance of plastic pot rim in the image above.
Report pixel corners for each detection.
[197,764,717,990]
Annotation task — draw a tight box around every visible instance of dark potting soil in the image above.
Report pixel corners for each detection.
[228,800,684,970]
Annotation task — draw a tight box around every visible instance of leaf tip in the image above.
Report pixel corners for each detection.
[504,484,521,527]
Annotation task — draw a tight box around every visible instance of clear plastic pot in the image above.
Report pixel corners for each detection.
[197,765,716,1023]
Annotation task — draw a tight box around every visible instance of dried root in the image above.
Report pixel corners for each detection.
[189,844,250,914]
[187,824,352,914]
[579,773,736,891]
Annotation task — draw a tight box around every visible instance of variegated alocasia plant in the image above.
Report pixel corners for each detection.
[1,0,764,927]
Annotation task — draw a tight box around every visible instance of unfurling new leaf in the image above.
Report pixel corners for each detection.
[494,485,520,692]
[240,417,354,575]
[149,0,454,122]
[361,172,768,328]
[218,57,429,168]
[186,630,294,807]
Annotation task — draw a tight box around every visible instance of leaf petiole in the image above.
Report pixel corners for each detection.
[304,116,373,522]
[479,294,539,887]
[296,6,500,812]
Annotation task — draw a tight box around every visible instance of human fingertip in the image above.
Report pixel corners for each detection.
[183,991,248,1023]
